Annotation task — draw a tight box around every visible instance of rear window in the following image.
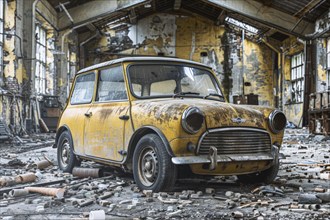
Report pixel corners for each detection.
[70,72,95,104]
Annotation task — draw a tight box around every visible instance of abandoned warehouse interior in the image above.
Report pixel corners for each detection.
[0,0,329,139]
[0,0,329,219]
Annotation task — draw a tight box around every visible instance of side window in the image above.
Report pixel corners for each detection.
[70,73,95,104]
[97,66,128,101]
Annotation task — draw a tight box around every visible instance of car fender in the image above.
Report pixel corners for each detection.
[127,126,175,161]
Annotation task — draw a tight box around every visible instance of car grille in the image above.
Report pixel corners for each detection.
[197,128,271,155]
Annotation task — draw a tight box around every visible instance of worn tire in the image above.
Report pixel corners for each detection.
[57,131,80,173]
[237,158,280,184]
[133,134,177,192]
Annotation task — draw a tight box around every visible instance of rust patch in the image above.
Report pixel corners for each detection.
[99,108,114,121]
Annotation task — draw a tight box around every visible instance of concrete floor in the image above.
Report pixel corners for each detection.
[0,128,329,220]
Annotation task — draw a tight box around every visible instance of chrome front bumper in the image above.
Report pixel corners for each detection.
[172,145,281,169]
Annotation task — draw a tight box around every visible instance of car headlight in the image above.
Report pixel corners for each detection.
[182,107,204,134]
[268,110,286,133]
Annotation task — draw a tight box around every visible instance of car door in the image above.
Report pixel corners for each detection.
[65,72,95,155]
[83,65,130,162]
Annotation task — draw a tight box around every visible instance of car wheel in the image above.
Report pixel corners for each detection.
[57,131,80,173]
[237,158,280,184]
[133,134,177,192]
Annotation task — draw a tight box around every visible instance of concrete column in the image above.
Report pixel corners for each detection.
[22,0,34,98]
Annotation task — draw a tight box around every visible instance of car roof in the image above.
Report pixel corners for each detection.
[77,56,211,74]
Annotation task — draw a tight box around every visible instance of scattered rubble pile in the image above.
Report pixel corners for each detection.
[0,129,329,220]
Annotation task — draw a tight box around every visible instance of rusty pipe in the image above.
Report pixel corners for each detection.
[72,167,102,178]
[0,177,16,187]
[231,211,244,218]
[35,160,53,170]
[25,187,65,199]
[9,189,29,197]
[15,173,37,184]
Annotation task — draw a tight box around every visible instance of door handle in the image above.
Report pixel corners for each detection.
[84,112,92,117]
[119,115,129,120]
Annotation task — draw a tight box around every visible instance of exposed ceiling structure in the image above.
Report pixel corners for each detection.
[48,0,330,41]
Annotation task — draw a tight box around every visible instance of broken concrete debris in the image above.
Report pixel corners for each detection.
[89,209,106,220]
[0,129,329,219]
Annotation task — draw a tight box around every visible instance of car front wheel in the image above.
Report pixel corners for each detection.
[57,131,80,173]
[237,158,280,184]
[133,134,177,192]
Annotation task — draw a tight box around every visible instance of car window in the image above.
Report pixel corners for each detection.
[128,64,222,98]
[71,73,95,105]
[150,80,176,96]
[96,66,128,102]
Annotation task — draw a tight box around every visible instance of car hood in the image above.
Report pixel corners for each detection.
[132,98,267,129]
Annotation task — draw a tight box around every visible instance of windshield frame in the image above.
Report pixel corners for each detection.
[126,62,224,101]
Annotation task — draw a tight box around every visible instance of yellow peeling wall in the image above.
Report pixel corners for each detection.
[86,13,275,107]
[243,41,274,106]
[0,0,59,132]
[282,37,304,126]
[1,0,25,131]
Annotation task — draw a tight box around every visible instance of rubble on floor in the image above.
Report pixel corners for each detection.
[0,128,329,220]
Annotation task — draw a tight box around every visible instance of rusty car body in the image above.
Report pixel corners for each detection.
[55,57,286,192]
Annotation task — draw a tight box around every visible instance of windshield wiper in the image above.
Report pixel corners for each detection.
[173,92,200,98]
[203,93,225,101]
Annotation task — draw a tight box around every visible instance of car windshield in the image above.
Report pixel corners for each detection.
[128,63,223,100]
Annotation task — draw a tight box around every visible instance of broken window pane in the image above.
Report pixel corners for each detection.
[291,53,304,103]
[35,25,47,95]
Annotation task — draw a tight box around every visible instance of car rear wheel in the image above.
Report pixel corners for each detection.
[57,131,80,173]
[133,134,177,192]
[236,158,280,184]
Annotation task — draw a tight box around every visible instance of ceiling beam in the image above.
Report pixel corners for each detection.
[129,8,137,24]
[58,0,147,31]
[293,0,325,18]
[205,0,315,37]
[215,10,226,26]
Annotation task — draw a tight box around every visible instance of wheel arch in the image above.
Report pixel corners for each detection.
[125,126,174,167]
[54,125,73,149]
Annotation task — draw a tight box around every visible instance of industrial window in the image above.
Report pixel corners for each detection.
[0,1,4,81]
[290,53,304,103]
[35,25,47,94]
[327,38,330,89]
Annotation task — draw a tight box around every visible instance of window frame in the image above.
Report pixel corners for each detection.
[327,38,330,89]
[290,52,304,103]
[35,24,47,95]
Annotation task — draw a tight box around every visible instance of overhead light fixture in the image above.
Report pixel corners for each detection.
[225,17,259,34]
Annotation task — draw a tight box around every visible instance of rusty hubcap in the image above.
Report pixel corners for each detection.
[61,141,71,167]
[138,146,158,187]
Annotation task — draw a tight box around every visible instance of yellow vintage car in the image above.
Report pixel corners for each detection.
[55,57,286,192]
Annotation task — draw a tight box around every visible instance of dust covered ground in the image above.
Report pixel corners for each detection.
[0,128,329,220]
